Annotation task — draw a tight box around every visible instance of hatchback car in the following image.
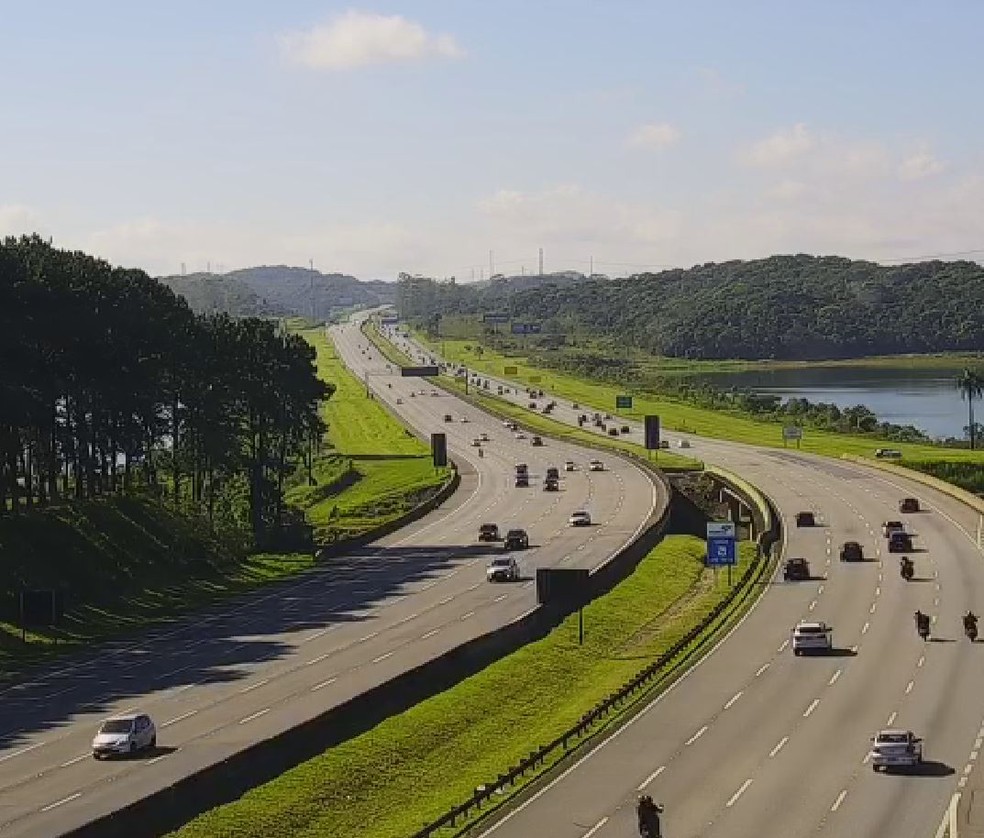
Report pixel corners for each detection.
[795,511,816,527]
[840,541,864,562]
[92,713,156,759]
[569,511,592,527]
[899,497,920,513]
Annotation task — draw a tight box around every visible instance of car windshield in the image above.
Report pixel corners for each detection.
[100,719,133,734]
[797,625,827,634]
[491,558,511,567]
[878,733,908,744]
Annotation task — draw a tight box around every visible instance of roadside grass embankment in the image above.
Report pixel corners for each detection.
[291,328,451,543]
[420,336,984,471]
[0,497,315,682]
[172,536,757,838]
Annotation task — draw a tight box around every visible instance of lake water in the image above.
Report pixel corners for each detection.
[697,366,973,440]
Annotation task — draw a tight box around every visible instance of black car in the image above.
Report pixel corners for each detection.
[543,478,559,492]
[899,497,920,513]
[545,467,560,480]
[478,523,500,542]
[888,531,913,553]
[795,511,816,527]
[840,541,864,562]
[783,558,811,581]
[504,529,529,550]
[515,474,529,488]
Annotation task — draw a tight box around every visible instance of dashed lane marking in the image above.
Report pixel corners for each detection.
[770,736,788,757]
[637,765,666,790]
[40,792,81,812]
[726,779,753,807]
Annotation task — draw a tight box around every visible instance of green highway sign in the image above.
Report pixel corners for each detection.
[616,395,633,409]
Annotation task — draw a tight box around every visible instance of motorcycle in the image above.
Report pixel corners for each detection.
[965,617,978,642]
[637,801,664,838]
[900,559,914,582]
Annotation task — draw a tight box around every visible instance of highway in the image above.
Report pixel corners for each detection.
[0,320,664,837]
[386,324,984,838]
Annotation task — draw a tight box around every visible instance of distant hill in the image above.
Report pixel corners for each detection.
[158,266,395,320]
[471,271,600,294]
[397,255,984,360]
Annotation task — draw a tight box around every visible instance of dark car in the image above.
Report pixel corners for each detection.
[545,467,560,480]
[840,541,864,562]
[888,531,913,553]
[531,435,544,446]
[783,558,811,581]
[543,478,559,492]
[478,523,500,542]
[795,511,816,527]
[504,529,529,550]
[899,497,920,513]
[514,474,529,488]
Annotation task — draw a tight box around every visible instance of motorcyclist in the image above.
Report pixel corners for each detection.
[899,556,913,579]
[964,611,978,628]
[636,794,663,837]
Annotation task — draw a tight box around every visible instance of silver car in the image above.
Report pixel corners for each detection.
[92,713,157,759]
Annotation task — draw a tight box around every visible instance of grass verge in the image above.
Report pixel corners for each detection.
[292,328,451,543]
[0,496,314,682]
[171,536,759,838]
[418,336,984,468]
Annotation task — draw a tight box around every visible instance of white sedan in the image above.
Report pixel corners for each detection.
[569,510,592,527]
[588,460,605,472]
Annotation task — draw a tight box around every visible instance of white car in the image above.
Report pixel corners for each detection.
[569,510,592,527]
[460,416,470,423]
[791,621,832,655]
[514,432,526,440]
[92,713,157,759]
[564,461,576,472]
[588,460,605,472]
[486,556,520,582]
[869,729,923,770]
[677,439,691,449]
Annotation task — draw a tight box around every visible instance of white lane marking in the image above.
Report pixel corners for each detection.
[466,583,481,592]
[862,621,870,634]
[887,711,898,726]
[421,629,440,640]
[302,628,330,643]
[905,680,915,695]
[238,708,270,725]
[918,655,925,667]
[870,602,877,614]
[148,748,178,765]
[875,586,881,596]
[0,742,44,763]
[307,653,331,666]
[755,663,770,677]
[831,789,848,811]
[637,765,666,790]
[359,631,379,642]
[685,725,708,745]
[770,736,789,757]
[311,677,337,692]
[809,600,817,611]
[724,691,743,710]
[726,779,753,807]
[582,817,608,838]
[778,639,789,653]
[804,698,820,717]
[437,596,454,606]
[60,753,88,767]
[372,651,395,664]
[829,669,842,686]
[818,585,824,594]
[239,678,269,693]
[162,710,198,727]
[461,611,475,621]
[41,792,82,812]
[493,594,508,603]
[395,612,419,625]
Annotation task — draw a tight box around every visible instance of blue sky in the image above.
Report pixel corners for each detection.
[2,1,982,279]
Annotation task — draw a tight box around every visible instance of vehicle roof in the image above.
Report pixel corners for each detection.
[103,713,140,722]
[506,528,527,534]
[876,728,912,737]
[480,523,498,528]
[786,557,809,564]
[795,621,828,629]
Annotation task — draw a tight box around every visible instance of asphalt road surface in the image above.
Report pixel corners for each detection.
[389,324,984,838]
[0,320,663,837]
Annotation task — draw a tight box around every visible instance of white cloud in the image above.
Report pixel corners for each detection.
[279,10,464,71]
[744,123,815,167]
[898,150,945,180]
[626,122,680,151]
[0,204,44,236]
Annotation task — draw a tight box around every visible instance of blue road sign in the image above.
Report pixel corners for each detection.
[707,536,737,566]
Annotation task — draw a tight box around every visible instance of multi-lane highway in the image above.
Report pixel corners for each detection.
[386,323,984,838]
[0,320,664,837]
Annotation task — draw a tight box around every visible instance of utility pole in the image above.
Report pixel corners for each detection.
[538,248,543,276]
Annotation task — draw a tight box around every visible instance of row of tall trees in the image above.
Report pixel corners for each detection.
[0,236,330,546]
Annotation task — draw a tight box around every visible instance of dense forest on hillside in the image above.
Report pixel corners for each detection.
[397,255,984,360]
[0,237,330,548]
[160,266,395,320]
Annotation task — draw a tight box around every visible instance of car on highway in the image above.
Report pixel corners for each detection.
[840,541,864,562]
[396,398,403,404]
[882,520,905,537]
[514,432,527,440]
[875,448,903,459]
[531,435,543,446]
[472,438,483,447]
[443,414,453,422]
[899,497,921,513]
[543,477,559,492]
[569,510,592,527]
[546,466,560,480]
[677,439,691,448]
[795,511,816,527]
[504,528,530,551]
[888,531,913,552]
[514,474,529,487]
[869,729,923,771]
[659,439,670,449]
[486,556,520,582]
[588,459,605,472]
[478,523,500,542]
[783,557,811,581]
[92,713,156,759]
[564,460,576,471]
[791,621,832,655]
[460,416,469,423]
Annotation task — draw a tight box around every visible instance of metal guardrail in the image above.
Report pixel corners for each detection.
[406,528,777,838]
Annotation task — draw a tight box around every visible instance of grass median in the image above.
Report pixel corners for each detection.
[291,329,451,543]
[361,317,415,367]
[171,535,756,838]
[419,336,984,468]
